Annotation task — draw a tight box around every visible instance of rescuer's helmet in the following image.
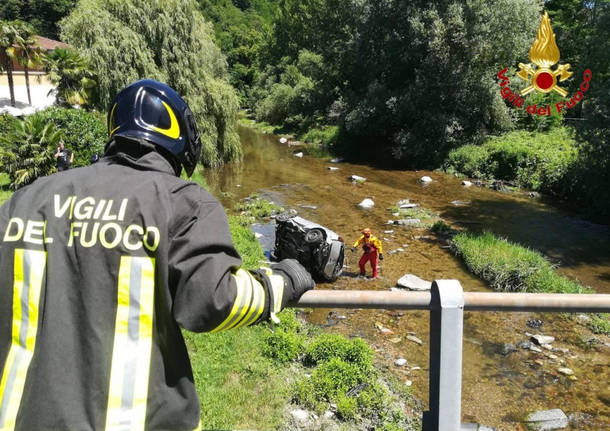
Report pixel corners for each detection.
[362,228,372,237]
[106,79,201,176]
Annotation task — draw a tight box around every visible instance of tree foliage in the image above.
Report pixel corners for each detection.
[61,0,241,167]
[0,0,76,39]
[43,47,96,106]
[0,115,62,189]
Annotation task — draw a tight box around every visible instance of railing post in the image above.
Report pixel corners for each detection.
[423,280,464,431]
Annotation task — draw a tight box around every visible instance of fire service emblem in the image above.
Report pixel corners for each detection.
[496,11,592,117]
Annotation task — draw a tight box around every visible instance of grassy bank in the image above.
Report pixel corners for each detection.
[450,231,591,294]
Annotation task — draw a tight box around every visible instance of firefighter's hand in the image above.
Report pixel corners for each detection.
[379,253,384,261]
[271,259,315,302]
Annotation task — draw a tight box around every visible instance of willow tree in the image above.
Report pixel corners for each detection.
[60,0,241,167]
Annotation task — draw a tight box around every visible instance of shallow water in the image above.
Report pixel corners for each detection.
[204,125,610,430]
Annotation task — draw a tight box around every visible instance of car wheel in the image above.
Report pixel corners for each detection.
[305,228,325,245]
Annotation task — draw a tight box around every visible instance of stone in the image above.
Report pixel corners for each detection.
[279,137,288,144]
[389,337,401,344]
[525,409,568,430]
[384,230,394,234]
[397,199,410,206]
[330,157,344,163]
[394,358,407,367]
[500,343,517,356]
[576,314,591,323]
[462,180,473,187]
[410,366,421,371]
[542,344,553,351]
[328,166,339,171]
[529,345,543,353]
[461,424,499,431]
[396,274,432,291]
[557,367,574,376]
[358,198,375,209]
[350,174,367,182]
[420,176,433,183]
[395,218,421,226]
[534,359,545,366]
[323,411,335,419]
[450,200,471,206]
[517,341,532,351]
[400,203,418,209]
[293,151,304,158]
[405,380,413,387]
[531,334,555,346]
[291,409,309,422]
[526,319,543,329]
[375,322,394,334]
[406,335,423,345]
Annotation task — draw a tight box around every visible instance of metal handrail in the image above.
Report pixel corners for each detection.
[287,285,610,431]
[292,289,610,312]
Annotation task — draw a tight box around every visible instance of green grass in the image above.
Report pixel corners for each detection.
[451,231,591,294]
[238,115,277,134]
[388,205,440,228]
[300,125,339,158]
[235,194,282,219]
[588,314,610,336]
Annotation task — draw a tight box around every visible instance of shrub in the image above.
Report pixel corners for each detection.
[262,329,304,363]
[304,333,373,373]
[33,107,106,167]
[588,314,610,336]
[0,114,18,139]
[0,115,61,189]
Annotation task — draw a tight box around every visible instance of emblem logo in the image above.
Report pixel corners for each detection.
[496,11,592,117]
[516,12,572,96]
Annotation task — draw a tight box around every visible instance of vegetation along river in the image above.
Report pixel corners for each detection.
[204,125,610,430]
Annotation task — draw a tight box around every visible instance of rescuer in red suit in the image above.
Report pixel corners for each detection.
[352,228,383,278]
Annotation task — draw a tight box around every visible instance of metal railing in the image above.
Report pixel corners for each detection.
[288,282,610,431]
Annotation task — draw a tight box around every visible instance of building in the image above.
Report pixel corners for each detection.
[0,35,70,112]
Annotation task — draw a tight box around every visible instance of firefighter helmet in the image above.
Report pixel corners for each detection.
[106,80,201,176]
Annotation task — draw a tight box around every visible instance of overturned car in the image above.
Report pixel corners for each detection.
[273,212,345,282]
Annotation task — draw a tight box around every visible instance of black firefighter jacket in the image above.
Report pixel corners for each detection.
[0,147,286,431]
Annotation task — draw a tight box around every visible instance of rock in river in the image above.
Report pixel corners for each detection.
[525,409,568,430]
[358,198,375,209]
[530,334,555,346]
[397,274,432,291]
[420,175,433,183]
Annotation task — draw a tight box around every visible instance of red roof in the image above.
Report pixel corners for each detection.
[35,36,70,51]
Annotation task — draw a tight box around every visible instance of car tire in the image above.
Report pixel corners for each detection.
[305,228,325,245]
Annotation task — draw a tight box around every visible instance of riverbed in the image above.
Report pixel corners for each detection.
[204,125,610,430]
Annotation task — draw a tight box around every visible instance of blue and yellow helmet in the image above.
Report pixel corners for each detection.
[106,80,201,176]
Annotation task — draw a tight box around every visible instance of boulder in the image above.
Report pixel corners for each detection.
[420,176,433,183]
[328,166,339,171]
[394,358,407,367]
[291,409,309,422]
[397,274,432,291]
[395,219,421,226]
[462,180,473,187]
[531,334,555,346]
[279,137,288,144]
[358,198,375,209]
[350,174,367,182]
[525,409,568,430]
[293,151,304,158]
[406,335,423,345]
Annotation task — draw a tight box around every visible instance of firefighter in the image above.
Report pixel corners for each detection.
[0,80,314,431]
[352,228,383,278]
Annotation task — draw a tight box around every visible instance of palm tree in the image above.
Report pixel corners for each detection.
[0,20,24,107]
[14,22,44,106]
[0,115,62,189]
[44,47,96,106]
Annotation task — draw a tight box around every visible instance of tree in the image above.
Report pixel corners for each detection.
[0,20,23,107]
[337,0,543,167]
[14,21,44,106]
[0,0,76,39]
[0,115,62,189]
[43,47,97,106]
[61,0,241,167]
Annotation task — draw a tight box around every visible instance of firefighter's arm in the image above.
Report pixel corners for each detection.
[353,235,364,248]
[169,193,313,332]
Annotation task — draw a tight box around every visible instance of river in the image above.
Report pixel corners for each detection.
[204,125,610,430]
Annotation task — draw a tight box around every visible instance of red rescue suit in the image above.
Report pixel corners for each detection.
[353,234,383,278]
